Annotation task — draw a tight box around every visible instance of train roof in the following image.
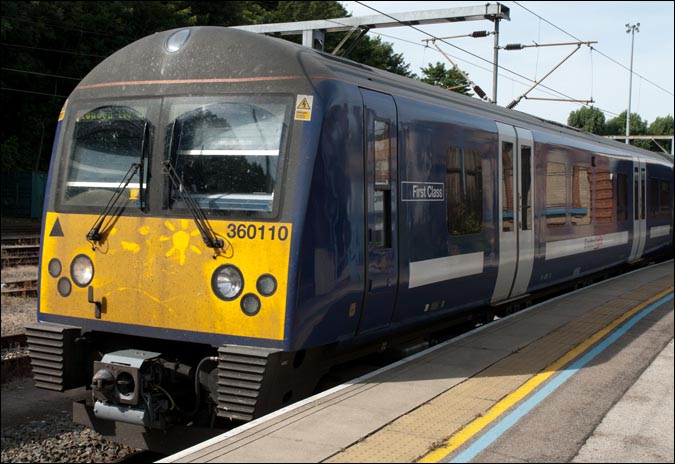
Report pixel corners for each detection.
[304,38,672,166]
[76,26,672,166]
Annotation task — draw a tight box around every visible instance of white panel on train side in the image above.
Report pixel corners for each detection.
[491,123,518,303]
[408,252,484,289]
[650,225,672,238]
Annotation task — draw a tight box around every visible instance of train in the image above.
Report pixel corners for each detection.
[26,26,673,452]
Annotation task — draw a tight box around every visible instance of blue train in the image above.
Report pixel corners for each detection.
[27,27,673,451]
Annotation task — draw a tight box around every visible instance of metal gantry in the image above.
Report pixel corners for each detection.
[232,4,510,101]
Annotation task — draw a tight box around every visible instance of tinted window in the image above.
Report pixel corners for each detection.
[64,105,148,207]
[170,99,290,213]
[546,162,567,226]
[572,166,591,225]
[446,147,482,235]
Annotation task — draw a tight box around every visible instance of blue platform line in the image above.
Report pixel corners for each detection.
[448,292,674,463]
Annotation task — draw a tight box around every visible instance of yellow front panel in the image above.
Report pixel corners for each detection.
[40,212,292,340]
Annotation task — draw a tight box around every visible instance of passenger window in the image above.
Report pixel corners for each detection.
[641,169,646,220]
[659,180,672,215]
[374,120,390,187]
[650,179,660,217]
[446,147,482,235]
[501,142,514,232]
[650,178,673,217]
[634,168,639,220]
[372,119,391,248]
[521,146,532,231]
[616,173,628,221]
[572,166,591,225]
[545,162,567,226]
[594,170,614,224]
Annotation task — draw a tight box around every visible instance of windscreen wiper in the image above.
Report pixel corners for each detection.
[86,162,142,243]
[161,160,225,251]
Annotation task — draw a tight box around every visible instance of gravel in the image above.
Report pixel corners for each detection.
[1,413,140,463]
[1,265,38,337]
[1,296,36,337]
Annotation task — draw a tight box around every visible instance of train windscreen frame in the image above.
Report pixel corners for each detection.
[166,95,293,214]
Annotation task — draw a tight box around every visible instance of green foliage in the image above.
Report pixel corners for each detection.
[419,62,473,96]
[605,111,650,149]
[0,1,250,173]
[246,1,414,76]
[1,1,417,173]
[567,106,606,134]
[647,115,674,154]
[253,1,345,23]
[347,36,414,77]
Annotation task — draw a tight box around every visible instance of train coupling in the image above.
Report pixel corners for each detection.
[91,349,177,429]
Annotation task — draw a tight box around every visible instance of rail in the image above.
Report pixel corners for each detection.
[1,278,38,297]
[1,244,40,268]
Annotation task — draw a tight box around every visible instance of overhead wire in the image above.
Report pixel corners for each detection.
[0,87,68,98]
[2,67,82,81]
[352,0,619,116]
[511,1,674,98]
[0,42,109,58]
[326,16,598,110]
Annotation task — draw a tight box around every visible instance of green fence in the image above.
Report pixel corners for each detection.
[1,171,48,218]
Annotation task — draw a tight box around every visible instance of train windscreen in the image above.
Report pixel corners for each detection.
[169,98,290,213]
[62,104,148,208]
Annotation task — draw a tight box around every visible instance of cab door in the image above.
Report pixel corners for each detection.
[357,89,399,334]
[492,123,535,303]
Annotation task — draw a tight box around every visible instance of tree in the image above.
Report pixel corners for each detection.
[347,36,414,77]
[419,62,473,96]
[246,1,414,77]
[567,106,606,135]
[605,111,650,149]
[1,1,415,173]
[647,115,674,154]
[1,1,249,172]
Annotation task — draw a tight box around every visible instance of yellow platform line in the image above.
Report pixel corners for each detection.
[418,285,674,463]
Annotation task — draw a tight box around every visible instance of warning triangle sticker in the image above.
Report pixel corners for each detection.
[297,98,311,110]
[50,218,64,237]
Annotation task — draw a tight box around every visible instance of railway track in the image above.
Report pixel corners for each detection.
[1,234,41,246]
[1,333,30,384]
[1,242,40,268]
[1,333,27,349]
[1,278,38,297]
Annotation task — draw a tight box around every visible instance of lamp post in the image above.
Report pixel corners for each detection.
[625,22,639,144]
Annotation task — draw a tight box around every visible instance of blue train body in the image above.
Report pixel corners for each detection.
[26,27,672,452]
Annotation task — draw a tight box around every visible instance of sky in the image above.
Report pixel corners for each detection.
[339,1,674,127]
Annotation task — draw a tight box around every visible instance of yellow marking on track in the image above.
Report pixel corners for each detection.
[418,286,674,462]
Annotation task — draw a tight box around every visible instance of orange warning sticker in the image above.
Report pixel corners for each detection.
[294,95,313,121]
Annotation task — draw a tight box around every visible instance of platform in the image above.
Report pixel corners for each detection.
[160,260,674,463]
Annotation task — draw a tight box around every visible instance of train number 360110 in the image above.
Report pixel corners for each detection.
[226,224,289,241]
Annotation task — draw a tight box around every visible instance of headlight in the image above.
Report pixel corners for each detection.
[241,294,261,316]
[212,265,244,301]
[48,258,62,278]
[256,274,277,297]
[71,254,94,287]
[57,277,72,297]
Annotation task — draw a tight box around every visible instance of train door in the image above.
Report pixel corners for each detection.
[357,89,399,334]
[628,157,647,261]
[492,123,535,303]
